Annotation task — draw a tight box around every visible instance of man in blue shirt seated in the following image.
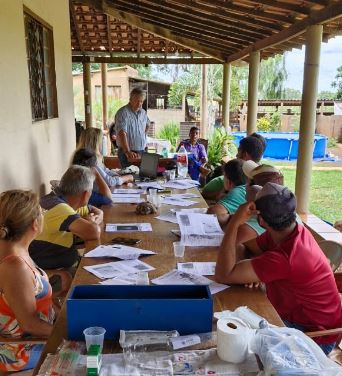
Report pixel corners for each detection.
[115,88,150,168]
[177,126,208,180]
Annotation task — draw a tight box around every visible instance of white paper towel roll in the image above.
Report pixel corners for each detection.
[217,318,255,363]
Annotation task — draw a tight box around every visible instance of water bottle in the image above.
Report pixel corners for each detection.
[161,147,168,158]
[176,145,188,178]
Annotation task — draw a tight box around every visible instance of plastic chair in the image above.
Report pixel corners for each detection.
[318,240,342,272]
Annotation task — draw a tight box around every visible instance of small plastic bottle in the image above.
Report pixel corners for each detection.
[176,145,188,178]
[161,147,168,158]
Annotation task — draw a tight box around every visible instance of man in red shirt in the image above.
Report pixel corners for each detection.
[215,182,342,354]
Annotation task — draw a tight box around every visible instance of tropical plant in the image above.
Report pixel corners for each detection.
[269,111,281,131]
[156,121,180,151]
[256,115,272,132]
[207,128,237,165]
[93,97,125,126]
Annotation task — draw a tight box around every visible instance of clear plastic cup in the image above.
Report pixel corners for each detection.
[149,188,158,196]
[83,326,106,351]
[151,195,161,208]
[135,271,149,285]
[173,241,185,257]
[169,170,176,180]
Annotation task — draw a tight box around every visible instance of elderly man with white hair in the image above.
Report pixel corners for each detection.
[115,87,150,168]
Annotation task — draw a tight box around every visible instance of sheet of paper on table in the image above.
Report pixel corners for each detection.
[111,197,145,204]
[135,181,163,190]
[163,179,200,190]
[112,188,145,194]
[161,197,196,206]
[99,273,139,285]
[84,259,155,279]
[155,211,178,224]
[166,193,200,199]
[176,212,224,246]
[111,193,141,199]
[105,223,152,232]
[151,269,228,295]
[177,262,216,276]
[84,244,156,260]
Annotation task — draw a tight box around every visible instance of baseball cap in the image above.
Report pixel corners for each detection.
[242,160,259,178]
[255,182,296,224]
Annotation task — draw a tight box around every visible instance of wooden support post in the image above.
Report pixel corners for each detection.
[222,62,231,132]
[295,25,323,214]
[201,64,208,138]
[83,62,92,128]
[101,63,108,129]
[247,51,260,135]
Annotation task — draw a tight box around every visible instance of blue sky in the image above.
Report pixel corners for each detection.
[285,36,342,92]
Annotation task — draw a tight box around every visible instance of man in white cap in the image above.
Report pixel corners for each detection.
[215,182,342,355]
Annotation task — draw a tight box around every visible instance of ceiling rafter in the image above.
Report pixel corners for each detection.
[70,1,85,52]
[227,0,342,62]
[112,1,265,44]
[241,0,313,15]
[169,0,295,24]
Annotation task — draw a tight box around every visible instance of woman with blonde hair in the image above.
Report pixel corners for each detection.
[0,190,55,372]
[76,127,133,187]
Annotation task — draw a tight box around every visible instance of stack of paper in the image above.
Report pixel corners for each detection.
[105,223,152,232]
[84,244,156,260]
[155,211,178,224]
[111,197,145,204]
[151,269,228,295]
[135,181,163,190]
[176,212,224,246]
[84,259,155,279]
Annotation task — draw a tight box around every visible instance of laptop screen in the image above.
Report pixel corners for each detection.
[139,153,160,178]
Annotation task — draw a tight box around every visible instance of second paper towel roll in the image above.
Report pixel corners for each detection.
[217,317,255,363]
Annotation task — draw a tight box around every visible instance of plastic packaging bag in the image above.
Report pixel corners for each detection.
[251,327,342,376]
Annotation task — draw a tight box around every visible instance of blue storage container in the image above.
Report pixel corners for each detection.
[67,285,213,340]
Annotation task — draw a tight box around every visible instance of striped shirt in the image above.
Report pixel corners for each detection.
[115,104,149,151]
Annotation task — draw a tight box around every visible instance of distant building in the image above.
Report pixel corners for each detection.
[72,66,185,134]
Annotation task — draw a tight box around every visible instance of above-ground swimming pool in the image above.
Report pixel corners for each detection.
[232,132,327,160]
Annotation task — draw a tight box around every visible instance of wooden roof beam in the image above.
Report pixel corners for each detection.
[106,14,113,54]
[227,1,342,63]
[112,0,269,41]
[182,0,295,24]
[242,0,312,16]
[70,0,85,52]
[83,0,225,61]
[72,55,223,64]
[135,0,283,32]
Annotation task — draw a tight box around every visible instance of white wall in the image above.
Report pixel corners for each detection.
[148,109,185,135]
[0,0,75,195]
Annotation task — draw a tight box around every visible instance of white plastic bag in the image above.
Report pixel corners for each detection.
[251,327,342,376]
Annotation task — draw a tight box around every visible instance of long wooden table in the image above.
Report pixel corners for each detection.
[34,186,283,374]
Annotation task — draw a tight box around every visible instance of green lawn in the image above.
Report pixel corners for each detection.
[263,164,342,224]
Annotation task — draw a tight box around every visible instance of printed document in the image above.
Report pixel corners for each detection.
[84,244,156,260]
[155,211,178,224]
[161,197,196,207]
[151,269,228,295]
[176,212,224,246]
[136,181,163,190]
[105,223,152,232]
[163,179,200,190]
[111,197,145,204]
[111,193,141,198]
[177,262,216,276]
[112,188,145,194]
[84,259,155,279]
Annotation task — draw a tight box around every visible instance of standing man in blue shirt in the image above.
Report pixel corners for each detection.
[115,88,150,168]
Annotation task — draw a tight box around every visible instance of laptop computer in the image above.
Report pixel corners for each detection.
[134,152,160,181]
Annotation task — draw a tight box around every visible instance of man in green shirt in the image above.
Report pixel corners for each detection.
[202,135,265,202]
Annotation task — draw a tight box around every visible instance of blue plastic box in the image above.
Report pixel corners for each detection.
[67,285,213,340]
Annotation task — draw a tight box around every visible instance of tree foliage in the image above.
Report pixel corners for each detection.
[258,55,287,99]
[332,66,342,99]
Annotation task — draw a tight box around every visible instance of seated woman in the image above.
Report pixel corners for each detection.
[0,190,55,372]
[76,127,133,187]
[72,148,112,207]
[177,126,208,181]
